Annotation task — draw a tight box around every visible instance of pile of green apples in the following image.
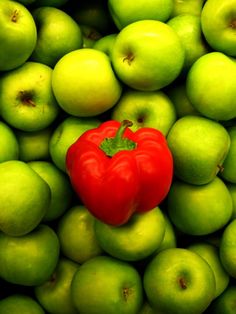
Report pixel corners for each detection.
[1,0,236,313]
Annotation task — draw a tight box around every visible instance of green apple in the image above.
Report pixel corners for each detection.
[35,257,79,314]
[143,248,216,314]
[94,207,166,262]
[108,0,173,30]
[71,255,143,314]
[186,52,236,121]
[201,0,236,57]
[167,177,233,236]
[111,89,176,136]
[188,242,230,298]
[57,205,103,264]
[0,294,45,314]
[207,284,236,314]
[0,61,60,132]
[221,126,236,183]
[49,116,100,172]
[0,0,37,71]
[16,126,53,162]
[0,120,19,162]
[72,1,115,34]
[165,80,201,118]
[28,161,74,222]
[167,115,230,185]
[220,219,236,278]
[111,19,185,91]
[93,33,117,57]
[167,14,209,73]
[52,48,122,117]
[0,224,60,286]
[30,6,83,67]
[0,160,51,236]
[170,0,206,17]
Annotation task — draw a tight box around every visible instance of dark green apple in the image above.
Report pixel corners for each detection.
[0,294,45,314]
[0,224,60,286]
[167,177,233,236]
[71,255,143,314]
[143,248,216,314]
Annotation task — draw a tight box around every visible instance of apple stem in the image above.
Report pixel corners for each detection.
[179,277,187,289]
[217,164,224,173]
[123,53,135,65]
[11,10,19,23]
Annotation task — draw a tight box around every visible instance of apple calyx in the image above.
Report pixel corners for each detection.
[122,286,132,302]
[123,52,135,65]
[18,90,36,107]
[11,10,19,23]
[99,120,137,157]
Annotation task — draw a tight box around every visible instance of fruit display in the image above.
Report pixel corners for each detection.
[1,0,236,313]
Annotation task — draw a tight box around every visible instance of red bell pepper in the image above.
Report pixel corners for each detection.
[66,120,173,226]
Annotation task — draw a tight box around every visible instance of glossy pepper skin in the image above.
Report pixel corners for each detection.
[66,120,173,226]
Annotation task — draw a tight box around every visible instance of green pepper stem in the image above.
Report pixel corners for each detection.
[99,120,137,157]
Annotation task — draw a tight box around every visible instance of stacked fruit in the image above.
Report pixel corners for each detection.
[0,0,236,313]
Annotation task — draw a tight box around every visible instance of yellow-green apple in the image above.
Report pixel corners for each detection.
[0,224,60,286]
[28,161,74,222]
[0,0,37,71]
[167,115,231,185]
[220,219,236,278]
[49,116,100,172]
[188,242,230,298]
[186,52,236,121]
[30,6,83,67]
[170,0,206,17]
[108,0,173,30]
[111,89,176,136]
[0,160,51,236]
[35,257,79,314]
[167,177,233,235]
[94,207,166,262]
[0,294,45,314]
[111,19,185,91]
[57,205,103,264]
[201,0,236,56]
[16,126,53,162]
[167,14,209,73]
[143,248,216,314]
[71,255,143,314]
[206,284,236,313]
[93,33,117,57]
[0,120,19,162]
[52,48,122,117]
[221,126,236,183]
[165,80,200,118]
[0,61,60,132]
